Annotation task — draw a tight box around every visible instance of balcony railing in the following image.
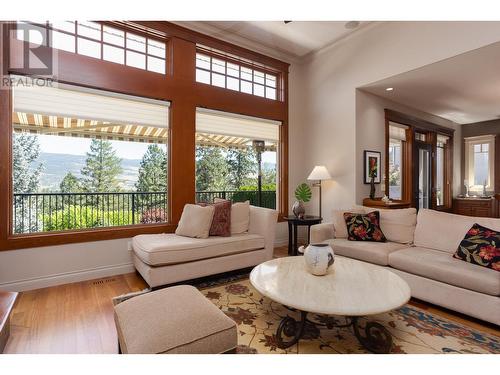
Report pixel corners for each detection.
[12,190,276,234]
[195,190,276,210]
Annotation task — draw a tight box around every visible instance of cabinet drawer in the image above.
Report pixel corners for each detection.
[452,199,495,218]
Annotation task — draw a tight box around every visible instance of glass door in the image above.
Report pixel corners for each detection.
[413,142,432,210]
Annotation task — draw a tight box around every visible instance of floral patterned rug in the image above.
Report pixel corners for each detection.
[199,278,500,354]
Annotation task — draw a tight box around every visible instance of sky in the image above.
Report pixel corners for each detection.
[36,134,277,163]
[37,134,157,160]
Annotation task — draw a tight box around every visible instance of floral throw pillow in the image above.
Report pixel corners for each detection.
[453,223,500,272]
[343,211,386,242]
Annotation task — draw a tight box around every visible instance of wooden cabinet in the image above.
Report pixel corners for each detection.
[363,198,411,209]
[453,198,498,218]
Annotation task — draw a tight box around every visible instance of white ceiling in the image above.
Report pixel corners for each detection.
[175,21,369,62]
[362,41,500,125]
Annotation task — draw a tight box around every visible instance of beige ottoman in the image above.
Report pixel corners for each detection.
[114,285,237,354]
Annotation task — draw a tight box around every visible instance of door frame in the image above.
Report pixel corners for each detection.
[384,109,454,210]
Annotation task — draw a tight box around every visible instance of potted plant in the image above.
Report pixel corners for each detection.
[292,183,312,218]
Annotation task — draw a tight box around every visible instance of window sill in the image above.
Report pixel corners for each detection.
[0,223,176,251]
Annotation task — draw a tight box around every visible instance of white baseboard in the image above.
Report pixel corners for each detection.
[0,263,135,292]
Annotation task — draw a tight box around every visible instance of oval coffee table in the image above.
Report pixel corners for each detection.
[250,256,411,353]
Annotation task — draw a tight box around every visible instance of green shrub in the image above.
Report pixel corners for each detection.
[41,205,140,231]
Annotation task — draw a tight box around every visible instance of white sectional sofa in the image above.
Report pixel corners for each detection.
[132,205,278,288]
[311,208,500,326]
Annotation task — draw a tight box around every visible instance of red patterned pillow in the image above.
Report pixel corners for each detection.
[197,200,232,237]
[343,211,386,242]
[453,223,500,272]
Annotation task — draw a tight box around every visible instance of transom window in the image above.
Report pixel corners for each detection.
[195,52,278,100]
[16,21,167,74]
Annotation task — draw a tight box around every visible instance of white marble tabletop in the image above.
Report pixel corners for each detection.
[250,256,411,316]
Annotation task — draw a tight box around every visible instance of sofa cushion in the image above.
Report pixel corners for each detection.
[175,204,214,239]
[364,207,417,244]
[198,200,232,237]
[324,238,408,266]
[215,199,250,234]
[133,233,265,266]
[114,285,237,354]
[344,211,386,242]
[453,223,500,272]
[388,247,500,296]
[331,207,365,238]
[414,209,500,254]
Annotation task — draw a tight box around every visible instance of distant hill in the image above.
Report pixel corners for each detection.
[34,152,277,191]
[37,152,141,191]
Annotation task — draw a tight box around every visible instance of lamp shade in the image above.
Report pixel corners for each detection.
[307,166,331,181]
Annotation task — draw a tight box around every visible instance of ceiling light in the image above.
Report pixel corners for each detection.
[385,87,394,92]
[344,21,360,29]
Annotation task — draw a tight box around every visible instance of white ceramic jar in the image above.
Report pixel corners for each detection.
[298,243,335,276]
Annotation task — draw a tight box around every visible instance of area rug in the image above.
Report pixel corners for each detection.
[199,278,500,354]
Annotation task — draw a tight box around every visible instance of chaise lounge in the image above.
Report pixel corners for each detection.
[132,205,278,288]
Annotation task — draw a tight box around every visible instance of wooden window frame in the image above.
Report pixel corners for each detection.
[464,135,496,193]
[384,109,454,211]
[0,21,290,251]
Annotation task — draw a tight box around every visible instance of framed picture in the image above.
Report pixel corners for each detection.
[364,150,381,184]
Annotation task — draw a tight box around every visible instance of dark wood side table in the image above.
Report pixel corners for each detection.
[284,215,322,256]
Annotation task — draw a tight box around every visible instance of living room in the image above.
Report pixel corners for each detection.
[1,0,499,374]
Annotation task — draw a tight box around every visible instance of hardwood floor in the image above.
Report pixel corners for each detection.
[5,273,147,354]
[3,246,499,353]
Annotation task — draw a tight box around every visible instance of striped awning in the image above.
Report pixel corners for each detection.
[13,112,169,144]
[12,112,277,151]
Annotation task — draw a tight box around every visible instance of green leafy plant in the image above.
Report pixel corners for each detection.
[294,183,312,203]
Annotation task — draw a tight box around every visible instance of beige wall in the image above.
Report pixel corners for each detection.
[355,89,461,203]
[296,21,500,222]
[462,119,500,137]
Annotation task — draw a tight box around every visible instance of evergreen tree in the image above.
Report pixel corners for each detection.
[59,172,82,193]
[12,133,44,193]
[135,144,167,192]
[262,166,277,190]
[195,146,229,191]
[226,148,256,190]
[12,133,44,233]
[80,139,123,192]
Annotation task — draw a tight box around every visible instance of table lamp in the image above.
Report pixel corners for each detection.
[307,166,332,218]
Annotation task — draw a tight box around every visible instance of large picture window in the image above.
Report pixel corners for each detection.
[195,108,280,209]
[11,79,170,234]
[1,20,289,250]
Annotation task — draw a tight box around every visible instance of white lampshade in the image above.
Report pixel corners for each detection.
[307,166,331,181]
